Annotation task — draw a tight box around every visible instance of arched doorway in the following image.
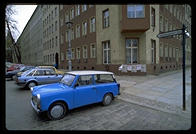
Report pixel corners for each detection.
[55,53,59,69]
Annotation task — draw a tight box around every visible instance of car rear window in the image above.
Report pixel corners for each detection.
[94,74,115,84]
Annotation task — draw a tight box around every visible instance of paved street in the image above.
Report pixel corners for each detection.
[5,69,191,130]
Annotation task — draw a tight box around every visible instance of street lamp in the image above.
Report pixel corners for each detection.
[66,21,73,71]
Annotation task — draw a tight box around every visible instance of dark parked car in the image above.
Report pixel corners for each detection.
[6,65,28,80]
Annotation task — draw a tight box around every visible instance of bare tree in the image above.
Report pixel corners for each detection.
[5,5,21,63]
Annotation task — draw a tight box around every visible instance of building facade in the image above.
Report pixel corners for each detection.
[17,5,43,65]
[59,4,191,75]
[42,5,60,67]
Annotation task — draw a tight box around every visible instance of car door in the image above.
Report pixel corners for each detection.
[33,70,47,85]
[74,75,97,108]
[45,69,61,84]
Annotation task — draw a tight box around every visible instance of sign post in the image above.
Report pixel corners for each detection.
[157,25,189,111]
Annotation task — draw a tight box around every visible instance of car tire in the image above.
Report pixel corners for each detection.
[47,102,67,120]
[27,81,37,89]
[102,93,113,106]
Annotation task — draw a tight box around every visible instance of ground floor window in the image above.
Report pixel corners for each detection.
[102,41,111,64]
[151,40,156,64]
[126,39,138,64]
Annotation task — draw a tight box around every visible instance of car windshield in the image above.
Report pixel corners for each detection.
[60,74,76,86]
[19,66,26,71]
[22,69,34,76]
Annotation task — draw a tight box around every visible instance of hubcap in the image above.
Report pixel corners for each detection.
[50,105,64,119]
[105,95,112,105]
[28,82,36,88]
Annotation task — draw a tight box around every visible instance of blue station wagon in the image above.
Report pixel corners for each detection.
[31,71,120,120]
[15,68,63,89]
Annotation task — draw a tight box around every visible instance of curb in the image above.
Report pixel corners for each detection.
[117,92,191,119]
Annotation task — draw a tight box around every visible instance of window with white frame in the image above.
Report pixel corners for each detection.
[82,5,87,12]
[103,41,111,64]
[127,5,144,18]
[90,44,96,58]
[76,47,80,59]
[90,17,95,32]
[70,8,74,20]
[103,9,109,28]
[76,5,80,16]
[83,46,88,59]
[82,21,87,35]
[126,39,138,64]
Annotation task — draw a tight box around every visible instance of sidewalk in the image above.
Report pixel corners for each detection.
[116,68,191,118]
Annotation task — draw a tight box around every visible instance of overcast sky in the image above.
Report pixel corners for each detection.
[11,5,37,40]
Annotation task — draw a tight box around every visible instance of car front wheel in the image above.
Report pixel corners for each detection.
[27,81,37,89]
[102,93,113,106]
[47,102,67,120]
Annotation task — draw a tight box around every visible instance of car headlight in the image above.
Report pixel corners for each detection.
[30,87,34,92]
[37,94,41,109]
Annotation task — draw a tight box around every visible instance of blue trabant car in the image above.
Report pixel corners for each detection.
[15,68,63,89]
[31,70,120,120]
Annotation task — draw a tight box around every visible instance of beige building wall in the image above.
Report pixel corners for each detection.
[145,5,160,64]
[96,5,123,65]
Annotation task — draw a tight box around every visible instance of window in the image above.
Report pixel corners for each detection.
[94,74,115,84]
[45,70,56,75]
[76,5,80,16]
[65,31,68,42]
[103,41,111,64]
[61,34,64,44]
[176,48,179,62]
[169,46,172,58]
[159,43,163,57]
[173,47,176,58]
[165,45,168,59]
[34,70,45,76]
[127,5,144,18]
[103,9,109,28]
[82,5,87,12]
[76,47,81,59]
[71,48,75,59]
[83,46,88,59]
[82,21,87,35]
[90,44,96,58]
[165,18,168,32]
[55,36,58,46]
[151,40,156,64]
[160,16,163,32]
[66,49,70,60]
[61,52,64,61]
[55,21,57,31]
[65,12,69,22]
[76,25,80,38]
[151,7,155,27]
[55,7,57,16]
[126,39,138,64]
[76,75,93,86]
[90,17,96,32]
[70,8,74,20]
[71,28,74,40]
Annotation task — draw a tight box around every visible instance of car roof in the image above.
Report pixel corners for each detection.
[66,70,114,75]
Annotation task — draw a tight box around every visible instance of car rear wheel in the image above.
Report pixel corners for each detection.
[27,81,37,89]
[102,93,113,106]
[47,102,67,120]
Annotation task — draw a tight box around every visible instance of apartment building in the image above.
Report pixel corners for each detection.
[59,4,191,75]
[42,5,60,67]
[17,5,43,65]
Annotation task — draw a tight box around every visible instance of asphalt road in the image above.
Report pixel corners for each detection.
[5,79,191,130]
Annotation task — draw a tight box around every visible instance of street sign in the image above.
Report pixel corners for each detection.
[157,29,183,38]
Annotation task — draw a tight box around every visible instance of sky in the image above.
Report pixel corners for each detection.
[11,5,37,40]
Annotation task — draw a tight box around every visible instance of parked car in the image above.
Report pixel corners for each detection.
[31,70,120,120]
[7,64,24,72]
[16,66,35,77]
[37,66,65,75]
[15,68,63,89]
[6,65,27,80]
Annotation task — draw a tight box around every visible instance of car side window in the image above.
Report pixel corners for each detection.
[34,70,45,76]
[76,75,93,87]
[45,70,56,75]
[27,70,35,76]
[94,74,115,84]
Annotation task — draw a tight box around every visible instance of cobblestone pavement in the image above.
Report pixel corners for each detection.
[29,99,191,130]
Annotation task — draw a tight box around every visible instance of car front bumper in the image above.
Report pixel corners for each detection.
[31,100,41,113]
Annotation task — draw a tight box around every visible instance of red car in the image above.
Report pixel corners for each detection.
[7,64,23,72]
